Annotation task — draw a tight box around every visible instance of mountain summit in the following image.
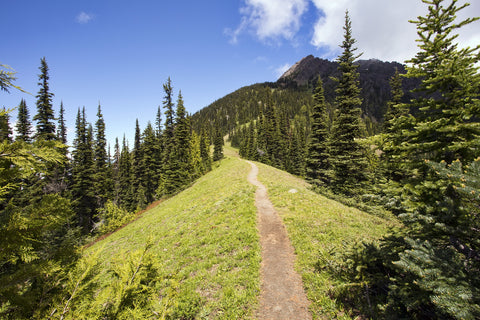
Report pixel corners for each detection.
[277,55,419,122]
[278,55,336,86]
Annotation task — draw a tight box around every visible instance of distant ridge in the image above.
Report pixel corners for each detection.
[277,55,420,121]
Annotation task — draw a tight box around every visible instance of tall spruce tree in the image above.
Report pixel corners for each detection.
[71,108,96,232]
[159,78,177,196]
[57,101,67,144]
[173,91,192,188]
[33,57,56,141]
[132,119,146,208]
[305,76,331,187]
[199,130,211,173]
[329,11,369,195]
[212,125,223,161]
[94,104,110,208]
[15,99,32,142]
[141,122,159,203]
[0,107,12,142]
[118,136,133,210]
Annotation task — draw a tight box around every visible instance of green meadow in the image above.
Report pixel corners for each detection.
[63,150,396,319]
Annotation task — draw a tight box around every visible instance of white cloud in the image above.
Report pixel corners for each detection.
[310,0,480,63]
[228,0,309,44]
[275,63,292,78]
[230,0,480,63]
[76,11,94,24]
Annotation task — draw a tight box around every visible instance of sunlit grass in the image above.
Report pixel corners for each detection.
[88,156,260,319]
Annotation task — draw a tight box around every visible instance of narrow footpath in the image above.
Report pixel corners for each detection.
[246,161,312,320]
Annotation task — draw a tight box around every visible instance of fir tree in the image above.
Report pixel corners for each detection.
[141,122,159,203]
[382,68,404,133]
[112,137,121,204]
[15,99,32,142]
[174,91,193,187]
[199,130,211,173]
[212,125,223,161]
[0,107,12,142]
[390,1,480,317]
[305,76,331,187]
[33,57,56,141]
[329,11,370,195]
[94,104,110,208]
[71,108,96,232]
[159,78,177,196]
[57,101,67,144]
[118,136,134,210]
[131,119,146,208]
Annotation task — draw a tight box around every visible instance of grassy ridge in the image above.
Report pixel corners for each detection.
[255,162,398,319]
[84,157,260,319]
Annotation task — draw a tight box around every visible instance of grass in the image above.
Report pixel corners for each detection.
[254,161,399,319]
[78,156,260,319]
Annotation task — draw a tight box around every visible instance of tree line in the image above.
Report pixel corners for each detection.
[0,60,220,318]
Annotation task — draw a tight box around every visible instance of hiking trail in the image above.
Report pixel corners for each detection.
[246,160,312,320]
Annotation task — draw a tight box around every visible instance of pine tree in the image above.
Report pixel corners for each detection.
[112,137,121,204]
[199,130,211,173]
[33,57,56,141]
[212,125,223,161]
[173,91,193,187]
[349,2,480,318]
[94,104,110,208]
[305,76,331,187]
[131,119,146,208]
[382,68,404,133]
[57,101,67,144]
[141,122,159,203]
[329,11,370,195]
[15,99,32,142]
[0,107,12,142]
[389,1,480,317]
[71,108,96,232]
[159,78,177,196]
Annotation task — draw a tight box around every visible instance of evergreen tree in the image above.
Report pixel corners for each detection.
[155,105,162,138]
[112,137,121,204]
[141,122,159,203]
[305,76,331,187]
[389,1,480,317]
[15,99,32,142]
[57,101,67,144]
[71,108,96,232]
[33,57,56,141]
[94,104,110,208]
[0,107,12,142]
[118,136,133,210]
[132,119,146,208]
[174,91,193,187]
[382,68,404,133]
[199,130,211,173]
[329,11,370,195]
[344,2,480,318]
[159,78,177,196]
[212,125,223,161]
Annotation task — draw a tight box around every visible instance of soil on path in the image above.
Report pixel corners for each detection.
[246,161,312,320]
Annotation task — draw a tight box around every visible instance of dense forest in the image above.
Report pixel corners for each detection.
[0,0,479,318]
[0,61,220,318]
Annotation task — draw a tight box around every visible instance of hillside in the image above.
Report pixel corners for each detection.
[191,55,420,136]
[60,146,396,319]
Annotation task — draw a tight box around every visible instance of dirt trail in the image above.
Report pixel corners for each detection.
[246,161,312,320]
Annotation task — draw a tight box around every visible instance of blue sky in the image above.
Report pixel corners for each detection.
[2,0,478,147]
